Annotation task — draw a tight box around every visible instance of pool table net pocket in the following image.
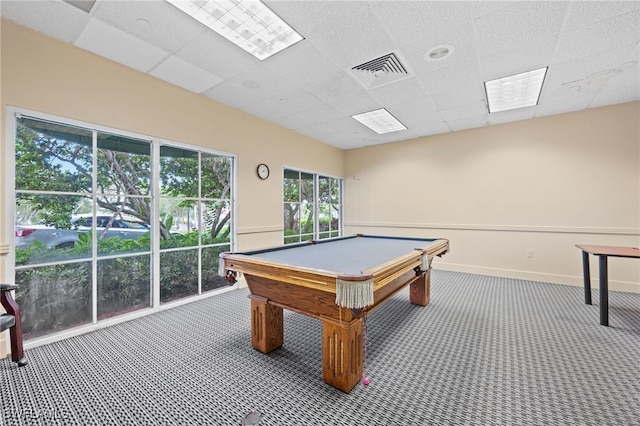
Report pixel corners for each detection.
[335,276,374,309]
[335,252,429,309]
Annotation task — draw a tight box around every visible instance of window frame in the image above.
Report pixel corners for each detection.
[5,106,238,347]
[282,166,343,244]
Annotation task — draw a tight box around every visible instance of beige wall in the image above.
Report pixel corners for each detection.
[345,101,640,292]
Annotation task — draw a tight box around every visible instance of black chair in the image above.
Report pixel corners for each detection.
[0,284,27,367]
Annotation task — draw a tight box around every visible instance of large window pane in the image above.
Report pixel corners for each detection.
[160,198,198,248]
[300,172,314,203]
[15,262,92,340]
[284,202,300,244]
[160,249,199,303]
[96,133,152,237]
[97,133,151,197]
[15,194,92,265]
[92,202,151,256]
[318,204,331,233]
[202,245,231,293]
[97,255,151,319]
[201,200,231,245]
[160,146,198,198]
[299,202,314,237]
[318,176,341,240]
[15,118,93,193]
[201,154,231,199]
[283,170,299,203]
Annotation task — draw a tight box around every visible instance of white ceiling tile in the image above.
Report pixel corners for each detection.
[227,67,294,99]
[92,0,205,53]
[327,92,382,117]
[466,1,519,19]
[306,72,366,104]
[268,1,377,38]
[149,55,223,93]
[372,1,472,48]
[552,11,640,63]
[439,100,488,122]
[202,81,263,109]
[478,35,558,82]
[487,107,536,126]
[273,104,342,130]
[473,2,569,56]
[388,115,448,140]
[74,17,168,73]
[446,115,490,132]
[389,97,438,125]
[263,41,343,86]
[241,98,292,121]
[0,0,89,43]
[590,84,640,108]
[369,77,427,107]
[418,60,482,96]
[171,27,258,79]
[544,47,636,93]
[563,1,640,30]
[430,84,486,111]
[299,116,370,140]
[262,88,325,114]
[602,61,639,90]
[535,93,596,117]
[304,8,396,69]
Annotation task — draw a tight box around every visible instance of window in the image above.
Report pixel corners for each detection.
[11,112,235,340]
[158,146,233,303]
[283,168,342,244]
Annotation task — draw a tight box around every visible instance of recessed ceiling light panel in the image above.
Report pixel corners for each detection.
[166,0,304,60]
[351,108,407,134]
[484,67,548,113]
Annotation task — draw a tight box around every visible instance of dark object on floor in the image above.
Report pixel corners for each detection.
[0,283,27,367]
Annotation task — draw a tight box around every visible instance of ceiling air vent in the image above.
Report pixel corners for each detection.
[351,53,411,89]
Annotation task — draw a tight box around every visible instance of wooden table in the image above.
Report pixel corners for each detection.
[575,244,640,326]
[221,234,449,392]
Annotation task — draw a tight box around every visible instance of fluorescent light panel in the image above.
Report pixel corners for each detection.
[484,67,547,113]
[166,0,303,60]
[351,108,407,134]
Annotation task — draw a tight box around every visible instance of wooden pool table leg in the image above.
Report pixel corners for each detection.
[410,268,430,306]
[322,317,362,393]
[249,295,283,353]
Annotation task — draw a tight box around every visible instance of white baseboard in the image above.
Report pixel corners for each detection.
[435,263,640,294]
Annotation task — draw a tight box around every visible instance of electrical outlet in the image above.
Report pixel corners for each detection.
[527,250,534,258]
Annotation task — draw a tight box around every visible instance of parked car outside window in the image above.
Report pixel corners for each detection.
[15,215,149,249]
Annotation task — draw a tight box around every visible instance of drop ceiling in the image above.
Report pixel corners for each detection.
[1,1,639,150]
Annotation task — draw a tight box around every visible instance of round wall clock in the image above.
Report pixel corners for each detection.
[257,163,270,180]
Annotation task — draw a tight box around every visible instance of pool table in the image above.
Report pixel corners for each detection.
[220,234,449,393]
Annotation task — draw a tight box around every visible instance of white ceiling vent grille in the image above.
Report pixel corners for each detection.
[351,53,411,89]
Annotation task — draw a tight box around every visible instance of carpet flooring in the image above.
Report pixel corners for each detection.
[1,270,639,425]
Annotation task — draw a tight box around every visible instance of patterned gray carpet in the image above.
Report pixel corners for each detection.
[1,271,639,426]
